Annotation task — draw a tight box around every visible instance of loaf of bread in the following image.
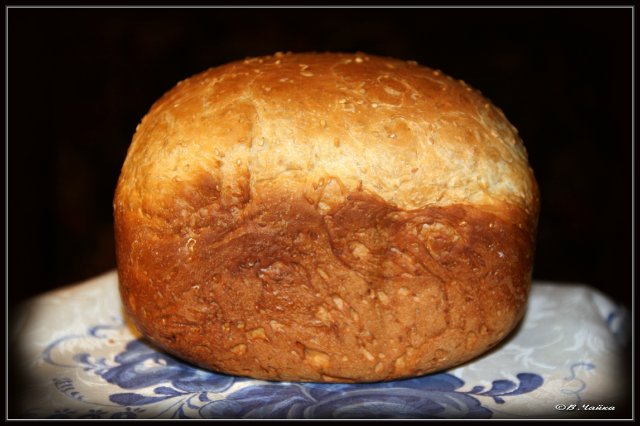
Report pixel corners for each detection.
[114,52,539,383]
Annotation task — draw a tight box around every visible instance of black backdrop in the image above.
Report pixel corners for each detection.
[8,7,633,310]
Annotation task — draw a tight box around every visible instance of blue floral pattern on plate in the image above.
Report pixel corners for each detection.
[16,273,629,419]
[36,321,543,419]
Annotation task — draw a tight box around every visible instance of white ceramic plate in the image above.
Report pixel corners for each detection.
[11,271,630,419]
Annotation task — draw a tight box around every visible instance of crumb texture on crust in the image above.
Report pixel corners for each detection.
[114,52,539,382]
[115,189,536,382]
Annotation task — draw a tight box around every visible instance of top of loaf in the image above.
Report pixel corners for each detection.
[116,52,538,217]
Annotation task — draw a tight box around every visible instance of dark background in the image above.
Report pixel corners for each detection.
[8,7,632,309]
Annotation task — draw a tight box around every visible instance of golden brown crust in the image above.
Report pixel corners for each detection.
[114,52,539,382]
[117,51,538,218]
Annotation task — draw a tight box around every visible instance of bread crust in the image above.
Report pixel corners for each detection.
[114,52,539,382]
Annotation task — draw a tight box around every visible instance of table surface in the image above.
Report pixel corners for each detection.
[11,270,631,419]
